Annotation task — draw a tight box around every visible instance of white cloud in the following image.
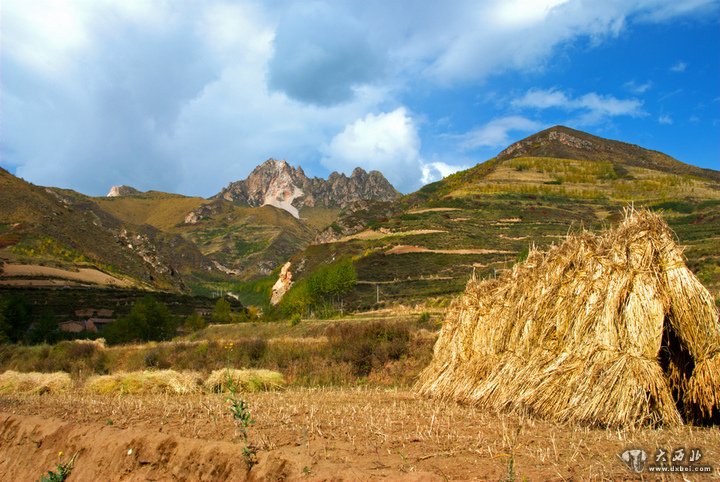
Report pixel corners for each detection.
[421,161,469,184]
[670,61,687,72]
[1,0,92,77]
[638,0,718,22]
[1,0,717,196]
[513,89,571,109]
[658,114,673,124]
[624,80,653,94]
[512,88,644,124]
[196,2,274,63]
[321,108,422,192]
[452,116,543,150]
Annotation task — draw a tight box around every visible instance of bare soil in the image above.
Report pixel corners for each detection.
[0,263,132,287]
[2,388,718,481]
[385,245,513,255]
[336,229,446,243]
[406,208,462,214]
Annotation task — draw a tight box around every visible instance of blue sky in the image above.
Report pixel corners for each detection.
[1,0,718,195]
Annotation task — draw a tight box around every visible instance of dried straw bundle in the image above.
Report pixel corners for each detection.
[0,370,72,394]
[416,209,720,427]
[84,370,203,395]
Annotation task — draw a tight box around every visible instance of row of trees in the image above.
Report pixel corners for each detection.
[279,259,357,317]
[0,294,244,346]
[0,295,61,344]
[96,297,246,344]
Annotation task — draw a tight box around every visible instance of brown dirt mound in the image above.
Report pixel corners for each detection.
[2,389,719,480]
[0,411,441,482]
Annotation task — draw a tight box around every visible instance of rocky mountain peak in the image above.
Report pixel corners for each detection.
[214,160,400,218]
[351,167,367,178]
[497,126,596,160]
[107,185,141,197]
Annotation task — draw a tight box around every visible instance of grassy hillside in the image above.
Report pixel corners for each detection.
[0,169,224,291]
[94,191,207,231]
[97,194,316,283]
[282,128,720,310]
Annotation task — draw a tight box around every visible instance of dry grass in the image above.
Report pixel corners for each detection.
[417,209,720,428]
[204,368,286,393]
[0,370,72,394]
[84,370,202,395]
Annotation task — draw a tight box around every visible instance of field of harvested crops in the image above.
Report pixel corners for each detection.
[3,388,719,481]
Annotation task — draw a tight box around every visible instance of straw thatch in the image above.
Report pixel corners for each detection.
[0,370,72,394]
[84,370,203,395]
[416,209,720,427]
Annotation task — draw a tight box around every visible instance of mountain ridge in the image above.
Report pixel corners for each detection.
[3,126,719,303]
[0,168,222,291]
[271,126,720,310]
[497,125,720,182]
[214,159,400,218]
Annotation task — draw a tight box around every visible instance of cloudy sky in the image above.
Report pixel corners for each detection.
[1,0,719,196]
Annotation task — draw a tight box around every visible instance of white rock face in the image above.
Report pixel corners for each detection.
[270,261,293,305]
[263,184,303,219]
[107,185,140,197]
[184,211,200,224]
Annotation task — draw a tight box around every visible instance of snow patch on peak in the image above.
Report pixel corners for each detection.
[263,184,303,218]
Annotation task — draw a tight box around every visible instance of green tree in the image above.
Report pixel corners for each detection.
[0,298,9,344]
[326,259,357,299]
[104,296,178,345]
[183,311,207,332]
[25,310,60,345]
[0,295,32,343]
[212,298,232,324]
[308,258,356,305]
[280,259,357,317]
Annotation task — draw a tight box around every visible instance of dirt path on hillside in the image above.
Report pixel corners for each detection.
[406,208,462,214]
[336,229,447,242]
[385,245,513,255]
[0,263,132,287]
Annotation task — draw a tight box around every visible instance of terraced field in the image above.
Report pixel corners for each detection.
[283,146,720,309]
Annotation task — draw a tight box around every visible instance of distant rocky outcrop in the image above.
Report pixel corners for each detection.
[270,261,294,305]
[107,185,141,197]
[214,159,400,218]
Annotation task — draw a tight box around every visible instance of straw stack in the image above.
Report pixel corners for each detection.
[416,209,720,427]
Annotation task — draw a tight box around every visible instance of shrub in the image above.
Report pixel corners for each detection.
[43,341,106,375]
[289,314,302,327]
[212,298,232,324]
[144,349,169,369]
[245,338,267,363]
[326,321,410,377]
[183,312,207,333]
[204,369,285,393]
